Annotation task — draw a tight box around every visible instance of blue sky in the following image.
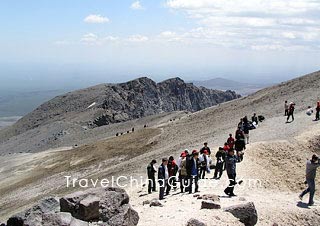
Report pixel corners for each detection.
[1,0,320,90]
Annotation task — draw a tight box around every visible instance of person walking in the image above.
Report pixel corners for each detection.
[167,156,179,192]
[284,101,289,116]
[200,142,211,155]
[315,101,320,121]
[227,134,235,149]
[299,155,320,206]
[158,158,169,200]
[179,152,188,193]
[224,149,240,197]
[213,147,226,179]
[186,150,200,194]
[287,102,295,122]
[147,159,157,194]
[199,150,209,179]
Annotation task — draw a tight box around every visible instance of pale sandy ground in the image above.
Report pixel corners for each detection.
[1,71,320,225]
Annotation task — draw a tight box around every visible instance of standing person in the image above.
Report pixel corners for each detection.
[224,149,239,197]
[235,127,245,141]
[179,152,188,193]
[243,121,250,144]
[234,138,245,162]
[284,101,289,116]
[315,101,320,121]
[200,142,211,155]
[252,113,258,126]
[299,155,320,206]
[237,118,244,130]
[199,150,209,179]
[213,147,226,179]
[147,159,157,194]
[158,158,169,200]
[186,150,200,194]
[227,134,235,149]
[287,102,295,122]
[167,156,179,192]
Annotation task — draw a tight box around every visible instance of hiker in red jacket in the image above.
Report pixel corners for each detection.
[227,134,235,149]
[167,156,178,193]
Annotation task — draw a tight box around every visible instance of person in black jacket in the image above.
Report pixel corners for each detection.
[147,159,157,194]
[213,147,226,179]
[224,149,240,197]
[234,139,245,162]
[315,101,320,121]
[252,113,258,125]
[200,142,211,155]
[158,158,169,200]
[186,150,200,194]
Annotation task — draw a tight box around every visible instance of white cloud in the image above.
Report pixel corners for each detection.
[128,34,149,42]
[81,33,99,44]
[84,14,110,24]
[131,1,144,10]
[104,36,119,41]
[166,0,320,50]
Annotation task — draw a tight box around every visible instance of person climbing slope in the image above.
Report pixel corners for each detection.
[227,134,235,149]
[299,154,320,206]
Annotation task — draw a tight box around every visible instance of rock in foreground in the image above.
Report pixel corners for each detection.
[225,202,258,226]
[6,187,139,226]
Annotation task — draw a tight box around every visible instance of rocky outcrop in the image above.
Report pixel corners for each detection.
[2,77,239,138]
[225,202,258,226]
[6,187,139,226]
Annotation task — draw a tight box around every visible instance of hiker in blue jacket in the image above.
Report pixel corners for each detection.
[224,149,241,197]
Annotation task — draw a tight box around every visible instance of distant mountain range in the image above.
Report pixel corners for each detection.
[192,78,270,96]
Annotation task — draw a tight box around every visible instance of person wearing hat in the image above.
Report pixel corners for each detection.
[147,159,157,194]
[199,150,210,179]
[158,158,169,200]
[299,154,320,205]
[287,102,295,123]
[186,150,200,194]
[179,152,188,193]
[200,142,211,155]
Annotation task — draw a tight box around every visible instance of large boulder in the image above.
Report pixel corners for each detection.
[60,187,138,226]
[6,187,139,226]
[225,202,258,226]
[7,197,60,226]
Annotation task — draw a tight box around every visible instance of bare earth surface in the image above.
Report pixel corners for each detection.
[1,71,320,225]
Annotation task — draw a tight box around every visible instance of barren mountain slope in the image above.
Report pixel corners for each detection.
[1,71,320,225]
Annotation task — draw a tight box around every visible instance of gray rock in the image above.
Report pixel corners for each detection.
[225,202,258,226]
[42,212,89,226]
[107,204,139,226]
[6,187,138,226]
[201,194,220,202]
[186,218,207,226]
[7,197,60,226]
[149,200,163,207]
[142,200,150,205]
[201,200,221,209]
[60,187,138,225]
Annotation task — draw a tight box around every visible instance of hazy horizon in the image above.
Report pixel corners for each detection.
[1,0,320,93]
